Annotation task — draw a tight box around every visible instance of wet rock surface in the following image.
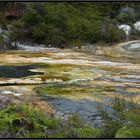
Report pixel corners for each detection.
[0,28,13,51]
[40,95,106,127]
[0,65,44,78]
[0,41,139,126]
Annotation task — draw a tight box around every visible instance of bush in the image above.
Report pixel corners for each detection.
[0,12,7,29]
[129,29,140,40]
[0,103,100,138]
[1,2,140,46]
[72,126,100,138]
[117,13,136,25]
[20,3,128,47]
[115,126,135,138]
[109,25,126,43]
[98,97,140,138]
[8,21,24,42]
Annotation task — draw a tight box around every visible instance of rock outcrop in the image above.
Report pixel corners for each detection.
[0,28,13,50]
[134,21,140,31]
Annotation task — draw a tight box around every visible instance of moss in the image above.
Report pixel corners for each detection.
[18,51,54,58]
[46,64,77,72]
[36,85,97,96]
[99,85,116,92]
[37,64,82,82]
[36,82,116,102]
[95,65,125,74]
[103,52,140,64]
[40,75,70,82]
[37,64,94,78]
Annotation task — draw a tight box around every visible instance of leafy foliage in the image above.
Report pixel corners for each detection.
[98,97,140,138]
[1,2,140,46]
[10,2,135,47]
[0,103,100,138]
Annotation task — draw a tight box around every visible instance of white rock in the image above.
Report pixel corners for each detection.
[13,93,22,96]
[1,90,13,94]
[134,21,140,31]
[129,43,140,50]
[92,61,132,66]
[1,90,22,96]
[118,24,131,36]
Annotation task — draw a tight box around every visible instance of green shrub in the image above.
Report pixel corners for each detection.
[117,13,136,25]
[115,126,135,138]
[20,3,129,46]
[0,103,99,138]
[115,126,140,138]
[98,97,140,138]
[68,114,83,128]
[8,21,24,42]
[73,126,100,138]
[109,25,126,43]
